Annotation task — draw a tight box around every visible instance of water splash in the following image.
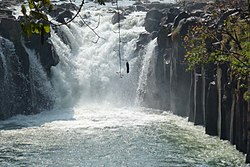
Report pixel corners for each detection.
[50,9,146,108]
[23,45,55,111]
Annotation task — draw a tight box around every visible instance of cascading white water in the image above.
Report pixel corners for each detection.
[0,37,16,83]
[0,37,23,115]
[0,42,8,84]
[50,7,147,108]
[0,3,248,166]
[135,39,157,106]
[23,45,55,110]
[0,37,10,113]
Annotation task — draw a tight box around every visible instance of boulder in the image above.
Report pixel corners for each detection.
[146,9,164,21]
[145,9,164,33]
[135,32,151,54]
[24,34,59,73]
[49,3,78,20]
[111,12,126,24]
[160,11,180,25]
[56,10,74,23]
[171,16,199,41]
[157,24,172,50]
[184,2,207,12]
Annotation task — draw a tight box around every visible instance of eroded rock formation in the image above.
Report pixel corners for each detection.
[137,0,250,163]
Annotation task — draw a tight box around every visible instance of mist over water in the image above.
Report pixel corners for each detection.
[0,2,248,167]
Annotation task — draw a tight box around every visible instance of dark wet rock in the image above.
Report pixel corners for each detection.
[111,12,126,24]
[160,8,181,25]
[0,9,14,18]
[191,10,204,17]
[0,0,21,8]
[169,7,181,16]
[0,11,57,119]
[135,5,147,12]
[157,24,172,50]
[56,10,74,23]
[145,2,176,10]
[24,34,59,72]
[49,3,78,19]
[145,18,160,33]
[133,1,143,5]
[176,17,200,37]
[184,2,207,12]
[138,32,151,46]
[173,11,190,28]
[135,32,151,54]
[122,6,135,14]
[146,9,164,21]
[205,81,218,136]
[145,9,164,33]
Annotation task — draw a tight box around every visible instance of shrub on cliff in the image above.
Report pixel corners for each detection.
[183,1,249,100]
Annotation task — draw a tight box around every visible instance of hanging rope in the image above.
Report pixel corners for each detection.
[115,0,123,78]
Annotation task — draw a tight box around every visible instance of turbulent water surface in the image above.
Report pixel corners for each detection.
[0,106,247,167]
[0,1,248,167]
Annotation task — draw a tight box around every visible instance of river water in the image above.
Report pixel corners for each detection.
[0,1,248,166]
[0,106,247,167]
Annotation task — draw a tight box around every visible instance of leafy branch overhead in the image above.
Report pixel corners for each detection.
[21,0,52,40]
[20,0,106,43]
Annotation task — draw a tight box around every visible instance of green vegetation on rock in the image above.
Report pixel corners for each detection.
[183,1,249,100]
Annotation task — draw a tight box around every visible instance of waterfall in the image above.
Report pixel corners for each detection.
[0,35,55,118]
[50,8,147,108]
[23,45,55,112]
[0,37,10,117]
[0,42,8,83]
[135,39,157,106]
[0,37,17,83]
[0,37,23,117]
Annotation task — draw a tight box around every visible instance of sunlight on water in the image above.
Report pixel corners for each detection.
[0,107,247,167]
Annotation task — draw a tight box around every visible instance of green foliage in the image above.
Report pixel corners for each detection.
[184,15,249,76]
[184,23,212,70]
[20,0,106,42]
[244,91,250,101]
[183,3,250,101]
[20,0,52,44]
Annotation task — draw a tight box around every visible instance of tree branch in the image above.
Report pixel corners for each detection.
[48,0,85,27]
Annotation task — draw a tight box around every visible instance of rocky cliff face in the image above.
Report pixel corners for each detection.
[0,0,59,119]
[137,1,250,163]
